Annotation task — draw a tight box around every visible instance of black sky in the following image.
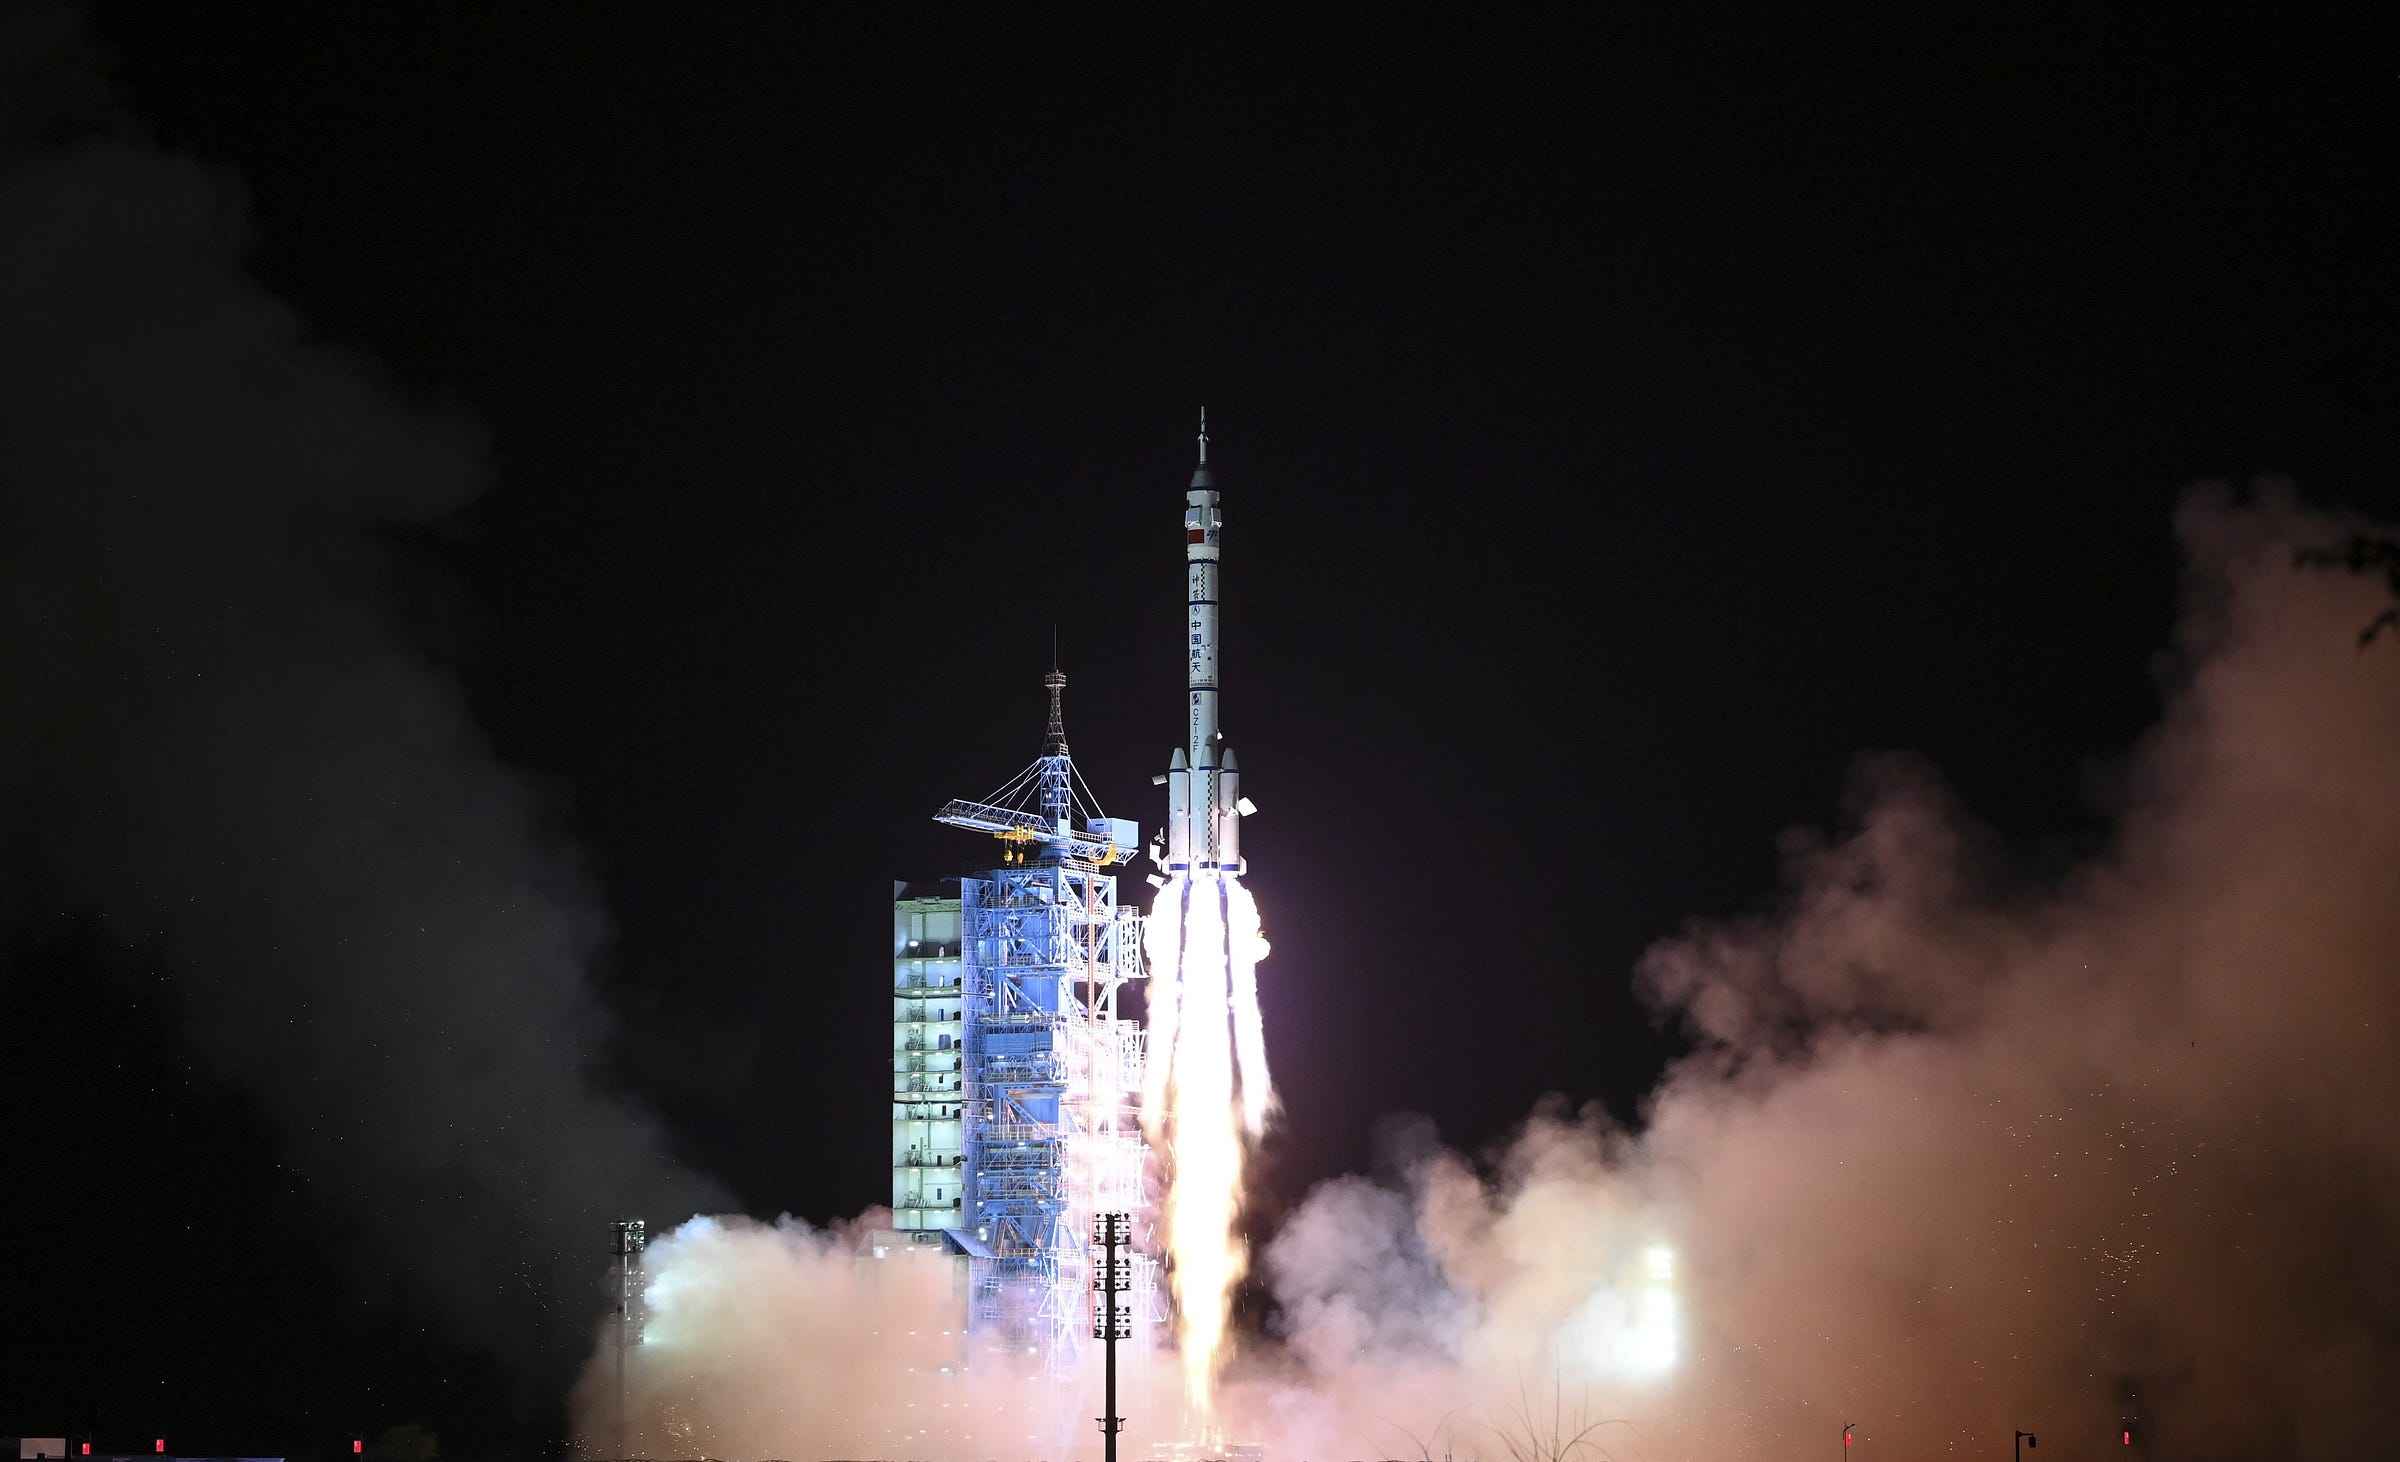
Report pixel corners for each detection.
[14,3,2399,1454]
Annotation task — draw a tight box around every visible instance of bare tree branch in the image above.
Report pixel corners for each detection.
[2297,535,2400,645]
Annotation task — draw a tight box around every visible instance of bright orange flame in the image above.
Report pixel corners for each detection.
[1143,873,1275,1424]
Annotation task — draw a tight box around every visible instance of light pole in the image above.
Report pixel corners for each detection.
[2015,1430,2037,1462]
[1093,1212,1131,1462]
[610,1218,648,1461]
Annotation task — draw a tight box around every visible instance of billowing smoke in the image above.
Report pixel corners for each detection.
[1238,487,2400,1459]
[578,1214,1191,1461]
[601,489,2400,1460]
[0,10,720,1381]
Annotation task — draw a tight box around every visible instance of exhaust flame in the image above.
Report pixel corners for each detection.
[1143,872,1274,1422]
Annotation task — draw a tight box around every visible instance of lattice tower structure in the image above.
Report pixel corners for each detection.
[933,672,1162,1370]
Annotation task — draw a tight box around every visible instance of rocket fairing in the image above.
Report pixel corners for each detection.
[1161,412,1248,876]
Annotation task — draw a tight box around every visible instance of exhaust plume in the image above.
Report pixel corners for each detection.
[1143,873,1277,1422]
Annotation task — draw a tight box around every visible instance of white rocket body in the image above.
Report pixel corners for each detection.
[1144,420,1278,1398]
[1163,746,1190,869]
[1162,423,1245,875]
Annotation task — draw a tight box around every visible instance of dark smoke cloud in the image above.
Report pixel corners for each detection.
[0,11,722,1379]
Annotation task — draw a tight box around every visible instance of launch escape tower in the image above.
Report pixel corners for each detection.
[893,670,1159,1368]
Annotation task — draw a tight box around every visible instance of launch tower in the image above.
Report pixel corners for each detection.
[896,671,1160,1368]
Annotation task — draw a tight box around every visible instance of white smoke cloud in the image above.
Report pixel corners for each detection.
[1234,487,2400,1459]
[585,1213,1192,1460]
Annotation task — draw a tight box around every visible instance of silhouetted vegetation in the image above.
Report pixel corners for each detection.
[2299,534,2400,644]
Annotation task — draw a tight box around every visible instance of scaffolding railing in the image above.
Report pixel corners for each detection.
[978,1173,1066,1201]
[979,1122,1055,1143]
[978,1053,1068,1081]
[981,1010,1070,1028]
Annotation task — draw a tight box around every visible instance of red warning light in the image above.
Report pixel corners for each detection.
[354,1444,364,1456]
[81,1447,90,1457]
[155,1441,166,1454]
[2123,1433,2131,1447]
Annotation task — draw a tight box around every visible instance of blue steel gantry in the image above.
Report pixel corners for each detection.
[923,671,1159,1368]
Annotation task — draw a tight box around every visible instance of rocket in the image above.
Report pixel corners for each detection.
[1158,411,1252,877]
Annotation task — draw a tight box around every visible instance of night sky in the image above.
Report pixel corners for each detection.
[10,4,2397,1456]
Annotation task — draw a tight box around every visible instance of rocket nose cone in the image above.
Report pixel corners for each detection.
[1219,748,1238,771]
[1190,464,1216,489]
[1194,743,1216,769]
[1168,748,1188,770]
